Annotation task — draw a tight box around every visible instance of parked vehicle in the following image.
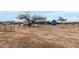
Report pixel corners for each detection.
[51,19,57,25]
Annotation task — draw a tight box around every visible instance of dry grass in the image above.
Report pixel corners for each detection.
[0,24,79,48]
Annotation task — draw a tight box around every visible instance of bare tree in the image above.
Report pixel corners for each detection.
[32,14,46,21]
[58,17,67,24]
[17,12,46,26]
[17,14,32,26]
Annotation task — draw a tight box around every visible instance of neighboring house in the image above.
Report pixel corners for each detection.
[21,17,57,25]
[32,17,47,24]
[32,20,51,24]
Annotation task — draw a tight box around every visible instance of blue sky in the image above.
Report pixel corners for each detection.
[0,11,79,22]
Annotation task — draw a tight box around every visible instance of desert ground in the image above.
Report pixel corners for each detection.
[0,24,79,48]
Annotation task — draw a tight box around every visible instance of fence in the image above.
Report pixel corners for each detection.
[0,23,15,34]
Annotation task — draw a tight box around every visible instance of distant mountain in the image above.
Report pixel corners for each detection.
[0,21,16,24]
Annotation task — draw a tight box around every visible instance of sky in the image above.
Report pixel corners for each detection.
[0,11,79,22]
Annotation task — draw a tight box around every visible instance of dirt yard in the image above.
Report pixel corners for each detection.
[0,24,79,48]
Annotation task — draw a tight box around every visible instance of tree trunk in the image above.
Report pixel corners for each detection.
[27,18,32,27]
